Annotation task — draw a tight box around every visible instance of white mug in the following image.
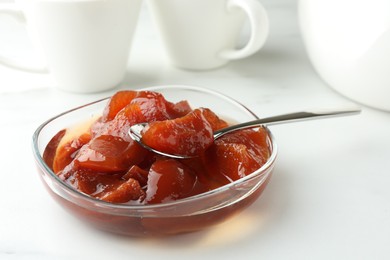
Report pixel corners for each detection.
[0,0,142,93]
[299,0,390,111]
[147,0,269,70]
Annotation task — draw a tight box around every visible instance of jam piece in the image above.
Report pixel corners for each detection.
[75,135,147,173]
[122,165,149,188]
[102,90,137,122]
[92,91,181,142]
[201,108,229,131]
[203,128,270,184]
[59,166,122,197]
[141,108,225,157]
[99,178,145,203]
[58,165,144,203]
[166,100,192,118]
[218,127,270,165]
[91,114,132,142]
[119,91,173,123]
[145,159,197,204]
[53,132,91,173]
[93,91,167,136]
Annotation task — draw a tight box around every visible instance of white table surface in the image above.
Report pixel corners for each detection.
[1,0,390,259]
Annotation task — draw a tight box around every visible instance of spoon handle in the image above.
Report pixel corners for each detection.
[213,108,361,139]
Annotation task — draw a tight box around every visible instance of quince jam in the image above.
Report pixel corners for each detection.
[43,90,270,205]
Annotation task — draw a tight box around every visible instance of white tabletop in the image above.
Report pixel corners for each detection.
[1,0,390,259]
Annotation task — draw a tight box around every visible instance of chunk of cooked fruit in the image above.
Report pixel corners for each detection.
[93,95,160,141]
[99,178,145,203]
[53,133,91,173]
[166,100,192,118]
[75,135,147,172]
[200,108,229,131]
[122,165,149,187]
[119,91,174,123]
[92,91,188,142]
[58,166,145,203]
[102,90,137,121]
[218,127,270,165]
[145,159,197,204]
[141,108,226,157]
[58,166,123,196]
[203,128,270,184]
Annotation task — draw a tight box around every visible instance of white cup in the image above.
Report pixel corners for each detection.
[0,0,142,93]
[299,0,390,111]
[147,0,269,70]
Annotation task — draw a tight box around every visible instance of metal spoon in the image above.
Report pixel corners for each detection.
[129,108,361,159]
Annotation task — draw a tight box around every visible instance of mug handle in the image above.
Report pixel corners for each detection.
[0,4,48,73]
[220,0,269,60]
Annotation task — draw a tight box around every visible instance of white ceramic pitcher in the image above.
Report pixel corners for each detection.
[299,0,390,111]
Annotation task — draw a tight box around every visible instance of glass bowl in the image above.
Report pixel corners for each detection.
[32,85,277,236]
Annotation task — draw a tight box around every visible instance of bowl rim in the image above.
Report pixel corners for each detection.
[32,85,278,211]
